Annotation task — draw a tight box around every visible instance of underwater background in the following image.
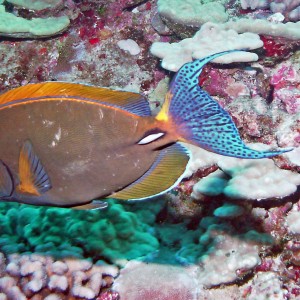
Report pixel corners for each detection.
[0,0,300,299]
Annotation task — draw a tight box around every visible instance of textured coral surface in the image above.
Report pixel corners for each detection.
[0,0,300,299]
[0,252,119,300]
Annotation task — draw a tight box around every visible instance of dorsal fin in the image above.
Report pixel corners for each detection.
[110,143,190,200]
[17,141,52,196]
[0,82,151,116]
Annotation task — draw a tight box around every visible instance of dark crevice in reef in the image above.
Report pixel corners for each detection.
[251,185,300,209]
[265,84,275,104]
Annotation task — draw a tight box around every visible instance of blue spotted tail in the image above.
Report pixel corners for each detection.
[156,51,292,159]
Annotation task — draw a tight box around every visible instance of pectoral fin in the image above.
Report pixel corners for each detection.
[0,160,13,197]
[17,141,52,196]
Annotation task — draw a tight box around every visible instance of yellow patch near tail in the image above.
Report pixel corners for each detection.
[156,91,173,122]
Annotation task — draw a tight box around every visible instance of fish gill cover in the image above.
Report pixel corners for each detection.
[0,0,299,299]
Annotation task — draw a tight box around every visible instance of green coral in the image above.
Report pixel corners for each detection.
[0,200,159,263]
[0,196,274,269]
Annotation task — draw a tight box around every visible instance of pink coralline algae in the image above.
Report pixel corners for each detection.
[261,35,300,58]
[274,88,300,114]
[96,290,120,300]
[198,66,261,106]
[252,203,292,243]
[270,63,300,114]
[270,63,298,85]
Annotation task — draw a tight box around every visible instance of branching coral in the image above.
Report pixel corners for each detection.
[270,0,300,22]
[241,0,300,22]
[241,0,270,9]
[151,18,300,72]
[157,0,229,37]
[221,18,300,39]
[150,22,263,71]
[156,0,300,38]
[0,252,119,299]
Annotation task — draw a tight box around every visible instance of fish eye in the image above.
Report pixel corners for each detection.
[137,132,165,145]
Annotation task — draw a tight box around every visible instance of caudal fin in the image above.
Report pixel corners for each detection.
[156,50,292,159]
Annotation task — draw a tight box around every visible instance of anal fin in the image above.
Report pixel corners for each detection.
[111,143,190,200]
[17,140,52,196]
[0,160,13,197]
[72,200,108,210]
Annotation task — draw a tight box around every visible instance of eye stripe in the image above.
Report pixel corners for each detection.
[138,132,165,145]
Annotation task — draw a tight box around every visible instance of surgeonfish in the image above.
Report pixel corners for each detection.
[0,51,291,209]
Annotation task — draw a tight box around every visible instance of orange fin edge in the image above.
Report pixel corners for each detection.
[0,82,148,112]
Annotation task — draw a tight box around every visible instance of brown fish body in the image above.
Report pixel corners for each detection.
[0,85,178,207]
[0,51,290,209]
